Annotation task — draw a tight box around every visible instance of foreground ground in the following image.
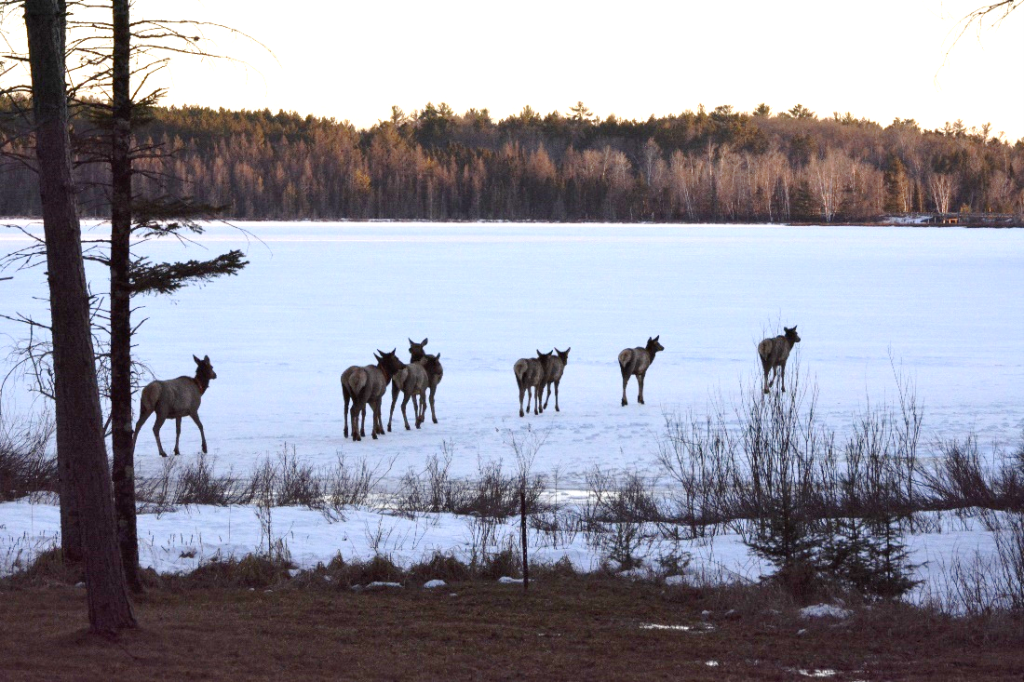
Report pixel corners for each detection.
[1,578,1021,681]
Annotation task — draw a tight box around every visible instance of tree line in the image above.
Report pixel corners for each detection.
[3,99,1023,223]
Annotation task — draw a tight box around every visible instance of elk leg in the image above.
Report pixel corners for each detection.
[152,414,168,457]
[533,386,540,415]
[429,385,438,424]
[190,412,208,454]
[554,379,560,412]
[542,383,551,410]
[780,364,787,393]
[621,372,630,406]
[131,407,152,455]
[401,392,412,430]
[388,383,400,432]
[350,402,361,441]
[637,373,645,405]
[519,383,527,418]
[371,400,382,439]
[360,405,367,438]
[343,393,350,438]
[414,393,423,428]
[173,417,183,455]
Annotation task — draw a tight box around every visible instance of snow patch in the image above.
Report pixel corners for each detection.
[800,604,852,620]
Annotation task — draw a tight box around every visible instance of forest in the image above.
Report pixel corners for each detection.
[2,98,1023,223]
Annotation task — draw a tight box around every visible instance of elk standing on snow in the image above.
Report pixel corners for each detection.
[408,338,443,424]
[758,325,801,394]
[132,355,217,457]
[542,347,570,412]
[618,336,664,406]
[389,352,442,431]
[515,350,554,417]
[342,349,403,441]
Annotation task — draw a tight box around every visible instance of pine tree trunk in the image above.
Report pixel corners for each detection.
[25,0,137,633]
[109,0,142,594]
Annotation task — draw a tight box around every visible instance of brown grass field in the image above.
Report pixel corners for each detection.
[1,577,1022,681]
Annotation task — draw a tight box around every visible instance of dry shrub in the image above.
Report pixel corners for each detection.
[408,552,472,584]
[0,413,56,500]
[1,548,82,587]
[476,546,522,581]
[184,553,294,589]
[174,453,237,506]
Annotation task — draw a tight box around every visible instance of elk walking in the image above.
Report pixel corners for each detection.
[132,355,217,457]
[408,338,443,424]
[758,325,800,394]
[342,350,403,441]
[389,352,442,431]
[514,350,553,417]
[542,347,570,412]
[618,336,663,406]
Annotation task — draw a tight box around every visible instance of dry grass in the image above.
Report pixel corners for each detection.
[1,578,1021,681]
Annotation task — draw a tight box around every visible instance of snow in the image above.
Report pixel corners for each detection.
[2,221,1022,483]
[2,221,1022,598]
[800,604,853,619]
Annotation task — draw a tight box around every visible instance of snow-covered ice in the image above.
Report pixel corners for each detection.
[2,221,1021,483]
[1,221,1022,594]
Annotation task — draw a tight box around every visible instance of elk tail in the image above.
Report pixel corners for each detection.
[349,370,368,398]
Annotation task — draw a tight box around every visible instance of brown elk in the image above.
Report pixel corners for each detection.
[542,347,570,412]
[408,337,443,424]
[514,350,553,417]
[342,349,403,441]
[758,325,800,394]
[618,336,663,406]
[132,355,217,457]
[388,352,442,431]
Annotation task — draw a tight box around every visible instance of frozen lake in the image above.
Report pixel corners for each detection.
[1,222,1022,484]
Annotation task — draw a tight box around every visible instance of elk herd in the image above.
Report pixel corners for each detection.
[132,328,801,454]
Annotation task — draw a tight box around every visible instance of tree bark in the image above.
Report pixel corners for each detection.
[25,0,137,633]
[109,0,142,594]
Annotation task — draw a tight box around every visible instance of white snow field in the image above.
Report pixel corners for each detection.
[1,221,1022,588]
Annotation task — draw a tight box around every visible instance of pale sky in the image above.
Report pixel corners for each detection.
[4,0,1024,139]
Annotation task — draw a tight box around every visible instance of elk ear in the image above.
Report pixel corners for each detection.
[654,335,660,341]
[435,353,441,360]
[566,347,571,354]
[193,355,201,364]
[203,355,210,362]
[421,338,428,346]
[391,348,397,355]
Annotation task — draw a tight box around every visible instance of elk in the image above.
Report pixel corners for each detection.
[388,352,442,431]
[131,355,217,457]
[618,336,664,406]
[514,350,553,417]
[342,349,403,441]
[542,347,570,412]
[758,325,800,394]
[408,337,443,424]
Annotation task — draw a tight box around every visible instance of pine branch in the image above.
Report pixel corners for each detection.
[128,250,247,296]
